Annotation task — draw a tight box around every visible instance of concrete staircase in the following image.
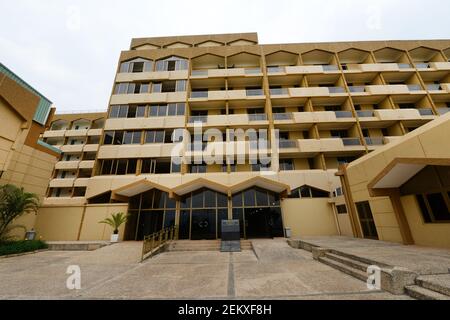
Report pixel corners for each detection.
[168,240,252,252]
[318,251,373,282]
[405,274,450,300]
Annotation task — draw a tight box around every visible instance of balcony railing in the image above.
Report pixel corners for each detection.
[407,84,423,91]
[398,63,412,69]
[427,84,442,91]
[438,108,450,115]
[245,68,261,74]
[188,116,208,123]
[273,113,293,120]
[365,137,384,146]
[270,88,289,95]
[191,91,209,98]
[246,89,264,96]
[267,66,285,73]
[328,86,346,94]
[418,108,434,116]
[248,114,267,121]
[191,70,208,76]
[415,62,430,69]
[278,140,298,149]
[356,110,375,117]
[342,138,361,146]
[348,86,366,93]
[323,65,339,71]
[334,111,353,118]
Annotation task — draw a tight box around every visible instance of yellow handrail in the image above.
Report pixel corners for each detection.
[141,225,178,261]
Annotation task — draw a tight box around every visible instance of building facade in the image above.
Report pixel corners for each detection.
[35,33,450,245]
[0,63,59,237]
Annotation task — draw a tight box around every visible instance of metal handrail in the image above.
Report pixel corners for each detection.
[141,225,178,261]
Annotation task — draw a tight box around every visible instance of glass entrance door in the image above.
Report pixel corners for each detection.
[191,209,217,240]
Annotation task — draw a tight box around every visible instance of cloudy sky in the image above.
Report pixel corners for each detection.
[1,0,449,113]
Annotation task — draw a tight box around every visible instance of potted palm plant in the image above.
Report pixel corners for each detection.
[99,212,128,243]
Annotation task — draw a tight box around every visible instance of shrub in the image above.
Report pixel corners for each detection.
[0,240,48,256]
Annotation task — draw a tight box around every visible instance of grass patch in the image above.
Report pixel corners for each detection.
[0,240,48,256]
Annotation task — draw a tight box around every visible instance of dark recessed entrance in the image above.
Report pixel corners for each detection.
[232,187,284,239]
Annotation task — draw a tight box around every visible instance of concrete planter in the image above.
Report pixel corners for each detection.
[110,234,119,243]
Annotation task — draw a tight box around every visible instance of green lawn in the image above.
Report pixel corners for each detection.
[0,240,48,256]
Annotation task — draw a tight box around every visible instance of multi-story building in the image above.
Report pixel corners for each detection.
[0,63,59,237]
[35,33,450,245]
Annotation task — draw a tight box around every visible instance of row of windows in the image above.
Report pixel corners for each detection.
[114,80,186,95]
[188,160,295,173]
[288,185,330,199]
[98,158,181,175]
[109,103,186,118]
[103,130,172,145]
[119,57,189,73]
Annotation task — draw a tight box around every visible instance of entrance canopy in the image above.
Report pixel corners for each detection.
[112,179,174,200]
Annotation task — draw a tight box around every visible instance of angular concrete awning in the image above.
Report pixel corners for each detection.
[172,176,291,197]
[112,179,174,200]
[368,158,450,192]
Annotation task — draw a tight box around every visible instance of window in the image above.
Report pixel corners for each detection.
[289,185,330,199]
[103,131,114,145]
[99,159,138,175]
[122,131,142,145]
[336,205,347,214]
[416,192,450,223]
[190,163,207,173]
[140,159,176,174]
[155,56,189,71]
[355,201,378,240]
[145,130,165,143]
[114,83,128,94]
[114,83,149,94]
[110,105,145,118]
[120,59,153,73]
[279,159,294,171]
[152,80,186,93]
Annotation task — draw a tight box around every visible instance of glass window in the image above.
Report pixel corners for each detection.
[116,159,127,175]
[204,190,216,208]
[256,188,268,206]
[177,103,185,116]
[155,161,171,174]
[120,62,130,73]
[176,80,186,92]
[115,83,127,94]
[149,105,158,117]
[155,131,165,143]
[103,131,114,145]
[109,105,120,118]
[280,159,294,171]
[132,131,142,144]
[136,105,146,117]
[168,104,177,116]
[123,131,133,144]
[426,193,450,221]
[145,131,155,144]
[244,189,255,207]
[118,105,128,118]
[101,160,113,175]
[127,159,137,174]
[132,62,144,73]
[114,131,124,145]
[127,105,137,118]
[140,83,149,93]
[232,193,242,207]
[127,83,136,94]
[171,161,181,173]
[158,105,167,116]
[144,61,153,72]
[191,190,203,208]
[152,82,162,93]
[141,159,154,174]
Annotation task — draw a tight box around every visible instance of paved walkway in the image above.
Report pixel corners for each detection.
[297,236,450,275]
[0,239,411,299]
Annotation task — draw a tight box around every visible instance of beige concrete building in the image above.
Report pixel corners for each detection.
[0,63,59,236]
[34,33,450,246]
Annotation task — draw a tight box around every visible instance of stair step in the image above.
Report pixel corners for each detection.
[324,252,370,272]
[405,285,450,300]
[329,249,390,268]
[415,275,450,297]
[318,256,367,282]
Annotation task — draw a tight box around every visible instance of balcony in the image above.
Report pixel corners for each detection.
[343,63,411,73]
[189,89,265,102]
[364,137,384,146]
[365,85,425,95]
[248,114,267,121]
[49,178,75,188]
[190,68,262,78]
[334,111,353,118]
[115,69,189,82]
[356,110,375,117]
[65,129,89,137]
[267,66,285,74]
[270,88,289,96]
[43,130,66,138]
[278,140,298,149]
[297,138,364,153]
[87,128,103,136]
[188,115,208,123]
[105,116,185,131]
[79,160,95,169]
[55,161,79,170]
[246,89,264,96]
[427,84,443,92]
[438,108,450,115]
[273,113,293,121]
[418,108,434,116]
[348,86,366,93]
[110,91,187,105]
[60,144,84,153]
[341,138,361,146]
[415,63,430,69]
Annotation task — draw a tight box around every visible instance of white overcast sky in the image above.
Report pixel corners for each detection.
[1,0,450,113]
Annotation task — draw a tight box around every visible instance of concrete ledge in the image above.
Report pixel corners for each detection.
[381,267,417,295]
[46,241,110,251]
[312,247,330,260]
